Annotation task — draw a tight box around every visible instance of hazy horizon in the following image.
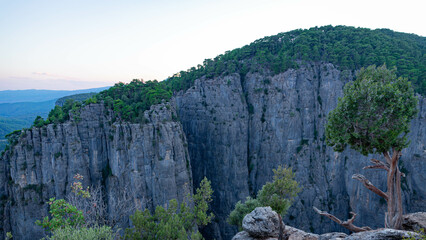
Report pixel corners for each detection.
[1,0,425,90]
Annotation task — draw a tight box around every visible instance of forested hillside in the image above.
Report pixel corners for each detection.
[34,26,424,126]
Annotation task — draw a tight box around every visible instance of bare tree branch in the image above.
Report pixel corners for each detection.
[313,207,372,232]
[363,158,390,171]
[352,174,389,201]
[363,158,405,177]
[384,151,392,165]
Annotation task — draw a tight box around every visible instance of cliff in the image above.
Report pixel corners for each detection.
[0,102,192,240]
[176,63,426,239]
[1,64,425,240]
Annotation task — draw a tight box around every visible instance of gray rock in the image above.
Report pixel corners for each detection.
[232,231,279,240]
[403,212,426,232]
[285,226,319,240]
[2,63,426,240]
[0,102,192,240]
[232,231,257,240]
[319,232,348,240]
[344,228,421,240]
[176,63,426,239]
[242,207,281,238]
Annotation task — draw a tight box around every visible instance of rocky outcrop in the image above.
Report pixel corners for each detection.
[345,229,421,240]
[0,102,192,240]
[318,232,348,240]
[232,207,422,240]
[176,63,426,239]
[403,212,426,232]
[242,207,281,238]
[1,62,425,240]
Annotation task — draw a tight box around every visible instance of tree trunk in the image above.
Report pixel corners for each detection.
[278,214,284,240]
[384,149,403,229]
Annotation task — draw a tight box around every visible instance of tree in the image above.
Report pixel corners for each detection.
[124,177,214,240]
[228,166,300,239]
[320,65,418,230]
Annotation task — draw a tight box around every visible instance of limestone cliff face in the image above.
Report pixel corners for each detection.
[0,102,192,240]
[176,63,426,240]
[1,63,424,240]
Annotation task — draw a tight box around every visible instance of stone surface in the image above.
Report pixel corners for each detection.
[1,63,426,240]
[403,212,426,232]
[232,231,257,240]
[0,102,192,240]
[319,232,348,240]
[242,207,281,238]
[285,226,319,240]
[176,63,426,239]
[344,228,421,240]
[232,230,280,240]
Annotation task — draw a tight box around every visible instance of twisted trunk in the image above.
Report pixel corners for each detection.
[384,149,403,229]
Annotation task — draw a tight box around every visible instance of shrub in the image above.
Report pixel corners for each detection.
[125,177,213,240]
[228,166,300,229]
[44,225,117,240]
[35,198,85,233]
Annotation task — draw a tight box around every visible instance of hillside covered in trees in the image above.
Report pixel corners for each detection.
[20,26,426,131]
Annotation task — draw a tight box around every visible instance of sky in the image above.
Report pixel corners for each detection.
[0,0,424,90]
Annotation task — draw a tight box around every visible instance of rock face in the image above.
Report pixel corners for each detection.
[0,102,192,240]
[344,229,421,240]
[285,226,320,240]
[403,212,426,232]
[242,207,281,238]
[1,63,425,240]
[176,63,426,239]
[231,207,421,240]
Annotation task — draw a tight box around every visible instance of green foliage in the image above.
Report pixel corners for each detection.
[403,228,426,240]
[125,177,213,240]
[227,197,262,230]
[164,26,425,95]
[33,116,45,128]
[257,166,301,215]
[35,198,85,233]
[43,225,116,240]
[27,26,425,130]
[325,65,418,155]
[5,232,13,240]
[56,92,98,106]
[228,166,300,229]
[96,79,172,122]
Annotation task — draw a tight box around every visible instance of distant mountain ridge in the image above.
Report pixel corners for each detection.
[0,86,111,103]
[0,86,111,151]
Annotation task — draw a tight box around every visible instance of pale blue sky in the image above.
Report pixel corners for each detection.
[0,0,424,90]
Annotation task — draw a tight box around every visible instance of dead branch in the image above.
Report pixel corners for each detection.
[363,158,389,171]
[313,207,372,232]
[352,174,389,201]
[363,158,405,177]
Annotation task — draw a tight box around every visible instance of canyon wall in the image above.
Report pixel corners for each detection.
[176,63,426,239]
[0,103,192,240]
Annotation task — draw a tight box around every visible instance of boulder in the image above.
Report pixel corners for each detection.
[403,212,426,232]
[242,207,282,238]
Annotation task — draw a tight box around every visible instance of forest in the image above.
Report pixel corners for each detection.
[29,25,426,126]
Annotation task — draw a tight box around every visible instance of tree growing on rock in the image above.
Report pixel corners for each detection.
[316,65,418,231]
[228,166,300,239]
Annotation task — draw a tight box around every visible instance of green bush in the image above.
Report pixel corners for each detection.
[36,198,85,233]
[125,177,213,240]
[227,197,262,230]
[228,166,300,230]
[43,225,117,240]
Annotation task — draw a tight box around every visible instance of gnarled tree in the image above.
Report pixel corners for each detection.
[318,65,418,231]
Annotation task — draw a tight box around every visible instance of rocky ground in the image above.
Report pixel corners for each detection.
[232,207,426,240]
